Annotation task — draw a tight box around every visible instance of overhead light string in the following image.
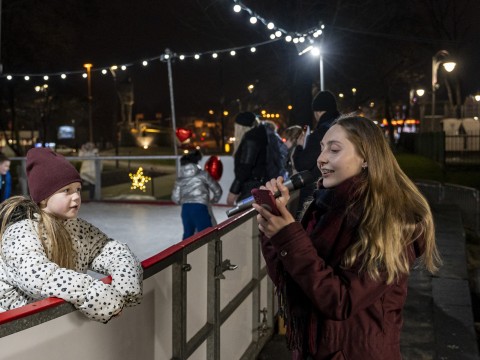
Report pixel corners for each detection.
[0,2,324,81]
[231,0,325,42]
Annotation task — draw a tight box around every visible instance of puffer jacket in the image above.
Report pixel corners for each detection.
[171,163,222,205]
[0,216,143,323]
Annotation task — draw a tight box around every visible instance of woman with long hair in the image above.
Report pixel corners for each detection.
[253,115,441,360]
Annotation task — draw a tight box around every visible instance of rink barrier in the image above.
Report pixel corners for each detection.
[0,203,276,360]
[11,154,234,204]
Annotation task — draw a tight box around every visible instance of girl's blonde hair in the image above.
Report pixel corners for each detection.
[334,116,441,284]
[0,196,76,269]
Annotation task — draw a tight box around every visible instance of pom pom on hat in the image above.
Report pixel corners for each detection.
[26,148,82,203]
[312,91,337,112]
[235,112,257,127]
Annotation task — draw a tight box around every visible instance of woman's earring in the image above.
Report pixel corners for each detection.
[362,162,368,170]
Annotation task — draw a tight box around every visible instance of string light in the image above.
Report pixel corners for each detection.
[231,0,323,41]
[0,2,323,81]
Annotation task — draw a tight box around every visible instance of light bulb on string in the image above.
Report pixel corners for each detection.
[1,0,323,81]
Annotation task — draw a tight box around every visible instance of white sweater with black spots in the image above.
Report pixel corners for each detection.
[0,217,143,323]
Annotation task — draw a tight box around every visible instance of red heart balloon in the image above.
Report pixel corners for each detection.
[204,155,223,181]
[176,128,193,142]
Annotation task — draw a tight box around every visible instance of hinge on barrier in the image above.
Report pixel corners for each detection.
[182,264,192,272]
[258,307,269,337]
[214,239,238,279]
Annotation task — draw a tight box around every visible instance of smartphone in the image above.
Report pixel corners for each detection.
[251,188,280,216]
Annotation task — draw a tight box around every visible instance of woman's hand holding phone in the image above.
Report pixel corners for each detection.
[251,189,280,216]
[252,177,295,238]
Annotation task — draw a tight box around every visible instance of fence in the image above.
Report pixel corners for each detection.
[409,132,480,166]
[0,206,275,360]
[416,181,480,236]
[10,154,235,204]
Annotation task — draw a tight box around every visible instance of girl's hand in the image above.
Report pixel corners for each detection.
[253,177,295,238]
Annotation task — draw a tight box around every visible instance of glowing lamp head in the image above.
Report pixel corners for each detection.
[442,62,456,72]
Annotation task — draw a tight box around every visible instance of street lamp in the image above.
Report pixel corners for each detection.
[311,46,324,91]
[431,50,456,122]
[83,63,93,143]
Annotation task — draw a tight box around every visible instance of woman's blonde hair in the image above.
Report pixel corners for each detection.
[0,196,76,269]
[334,116,441,284]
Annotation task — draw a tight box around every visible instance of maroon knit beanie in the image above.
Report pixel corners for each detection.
[26,147,82,203]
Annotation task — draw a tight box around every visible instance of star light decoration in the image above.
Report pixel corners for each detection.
[129,167,151,192]
[1,1,324,81]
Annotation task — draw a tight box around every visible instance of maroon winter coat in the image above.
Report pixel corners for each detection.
[260,177,420,360]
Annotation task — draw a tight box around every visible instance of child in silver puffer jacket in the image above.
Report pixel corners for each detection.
[171,150,222,240]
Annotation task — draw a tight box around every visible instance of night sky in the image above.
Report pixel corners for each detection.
[1,0,480,142]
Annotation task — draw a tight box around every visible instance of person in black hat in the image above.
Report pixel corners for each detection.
[292,90,341,215]
[227,112,269,205]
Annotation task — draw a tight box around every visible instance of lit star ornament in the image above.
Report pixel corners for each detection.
[129,167,151,192]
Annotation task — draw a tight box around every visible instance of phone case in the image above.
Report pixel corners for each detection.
[251,188,280,216]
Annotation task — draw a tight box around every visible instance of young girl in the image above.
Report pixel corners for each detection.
[253,115,441,360]
[0,148,143,323]
[171,150,223,240]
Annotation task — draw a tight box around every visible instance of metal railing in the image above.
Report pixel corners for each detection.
[410,132,480,166]
[11,155,180,201]
[416,180,480,236]
[0,205,275,360]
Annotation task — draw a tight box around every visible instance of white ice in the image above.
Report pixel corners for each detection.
[79,202,230,262]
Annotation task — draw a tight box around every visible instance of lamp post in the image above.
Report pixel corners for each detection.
[475,94,480,118]
[83,63,93,143]
[431,50,456,122]
[312,46,324,91]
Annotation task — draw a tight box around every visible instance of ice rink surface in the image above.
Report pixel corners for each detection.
[79,202,230,261]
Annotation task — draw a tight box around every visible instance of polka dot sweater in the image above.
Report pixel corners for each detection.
[0,217,143,323]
